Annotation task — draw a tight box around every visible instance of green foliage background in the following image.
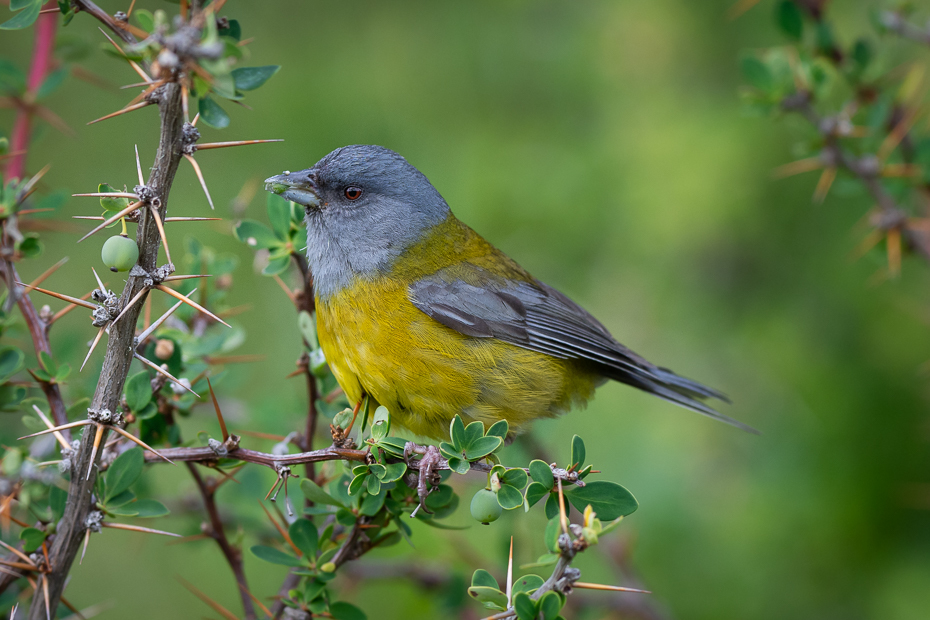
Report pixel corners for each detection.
[2,0,930,618]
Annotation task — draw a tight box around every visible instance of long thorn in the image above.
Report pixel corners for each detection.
[86,423,105,479]
[161,274,211,282]
[238,582,273,618]
[195,139,284,150]
[183,154,214,210]
[18,419,93,441]
[91,267,106,293]
[135,144,145,185]
[81,328,107,372]
[133,352,199,396]
[0,559,37,571]
[573,582,652,593]
[72,192,139,199]
[22,257,69,295]
[110,286,148,326]
[77,200,141,243]
[80,529,91,564]
[506,536,514,607]
[257,500,299,555]
[557,477,568,536]
[31,404,71,451]
[101,522,182,537]
[176,576,239,620]
[136,288,197,342]
[191,112,200,127]
[812,167,837,204]
[42,575,51,620]
[0,539,37,566]
[155,284,230,327]
[149,206,172,264]
[181,84,189,122]
[98,28,151,82]
[50,290,95,324]
[164,216,222,222]
[87,100,153,125]
[18,164,51,201]
[15,283,96,309]
[272,273,297,306]
[110,426,174,464]
[207,379,229,441]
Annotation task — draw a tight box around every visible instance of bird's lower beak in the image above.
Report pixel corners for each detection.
[264,169,321,209]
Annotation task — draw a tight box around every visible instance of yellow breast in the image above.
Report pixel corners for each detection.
[315,217,599,440]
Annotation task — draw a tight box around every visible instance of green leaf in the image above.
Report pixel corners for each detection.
[98,183,129,212]
[330,601,367,620]
[471,568,499,589]
[570,435,586,469]
[231,65,280,91]
[852,39,872,72]
[262,254,291,276]
[1,0,41,31]
[124,371,153,411]
[131,499,169,518]
[267,193,291,240]
[463,420,484,447]
[564,480,638,521]
[106,490,136,507]
[776,0,803,40]
[298,311,317,348]
[366,473,381,496]
[234,219,279,249]
[300,478,345,508]
[250,545,304,567]
[197,96,230,129]
[0,346,24,382]
[218,18,241,40]
[538,590,563,620]
[528,460,554,490]
[513,592,537,620]
[464,435,502,460]
[348,473,366,496]
[524,482,550,509]
[544,516,561,553]
[447,457,470,475]
[133,8,154,32]
[289,519,318,557]
[497,484,524,510]
[370,406,390,441]
[512,573,544,596]
[501,468,528,489]
[486,419,509,440]
[380,462,406,483]
[19,527,45,553]
[467,586,508,611]
[105,448,144,502]
[449,415,466,450]
[740,55,772,92]
[38,351,56,374]
[36,66,68,100]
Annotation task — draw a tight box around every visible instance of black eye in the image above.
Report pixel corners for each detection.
[344,187,362,200]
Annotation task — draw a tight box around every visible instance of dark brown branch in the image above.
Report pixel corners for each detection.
[187,463,257,620]
[30,79,185,620]
[0,260,69,429]
[73,0,139,45]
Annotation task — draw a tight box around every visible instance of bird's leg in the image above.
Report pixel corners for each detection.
[403,442,442,517]
[343,399,363,434]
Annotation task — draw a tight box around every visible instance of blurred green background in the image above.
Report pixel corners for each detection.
[3,0,930,618]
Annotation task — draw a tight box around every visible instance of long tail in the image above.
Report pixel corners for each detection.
[603,364,758,434]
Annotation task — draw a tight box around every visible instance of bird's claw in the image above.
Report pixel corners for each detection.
[404,442,442,517]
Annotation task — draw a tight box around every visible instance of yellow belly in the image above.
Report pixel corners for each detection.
[316,276,599,440]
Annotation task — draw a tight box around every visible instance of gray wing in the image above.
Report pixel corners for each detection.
[409,267,756,433]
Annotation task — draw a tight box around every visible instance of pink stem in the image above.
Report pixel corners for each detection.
[6,2,58,181]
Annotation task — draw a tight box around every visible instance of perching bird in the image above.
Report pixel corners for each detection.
[265,145,753,439]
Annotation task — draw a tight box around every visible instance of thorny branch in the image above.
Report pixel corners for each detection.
[27,0,184,616]
[187,463,257,620]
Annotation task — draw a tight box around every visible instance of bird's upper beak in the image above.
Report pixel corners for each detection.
[264,169,321,210]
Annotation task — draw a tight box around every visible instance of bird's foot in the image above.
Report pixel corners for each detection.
[404,442,442,517]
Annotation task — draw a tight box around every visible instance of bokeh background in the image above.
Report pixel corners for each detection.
[3,1,930,618]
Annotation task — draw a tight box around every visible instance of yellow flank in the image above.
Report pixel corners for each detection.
[316,214,601,440]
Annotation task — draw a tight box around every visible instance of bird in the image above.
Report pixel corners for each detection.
[265,145,754,440]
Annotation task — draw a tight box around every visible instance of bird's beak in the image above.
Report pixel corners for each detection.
[264,169,321,210]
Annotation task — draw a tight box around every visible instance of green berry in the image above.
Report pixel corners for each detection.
[470,488,503,525]
[101,234,139,272]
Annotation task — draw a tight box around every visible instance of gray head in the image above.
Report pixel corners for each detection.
[264,145,451,298]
